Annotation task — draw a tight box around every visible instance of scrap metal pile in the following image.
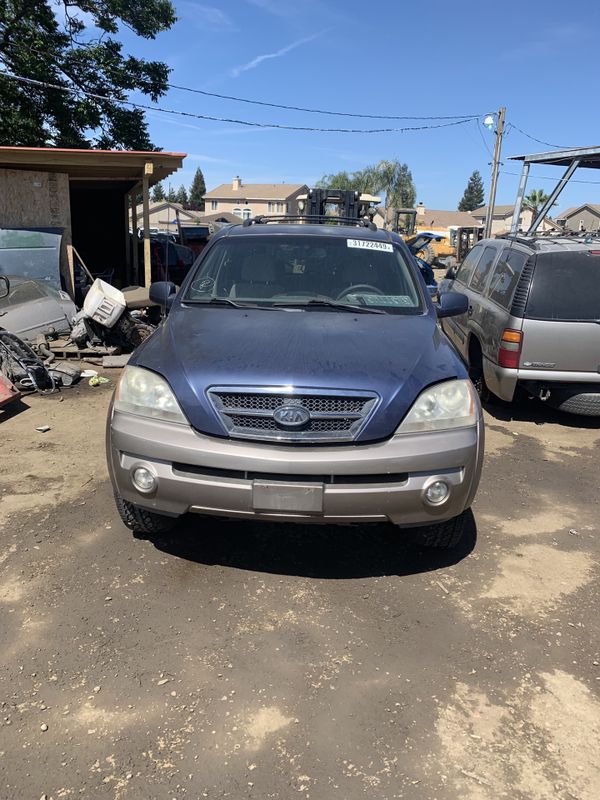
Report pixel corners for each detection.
[0,276,157,402]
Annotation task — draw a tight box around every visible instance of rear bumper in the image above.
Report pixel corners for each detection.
[484,361,600,402]
[107,409,484,526]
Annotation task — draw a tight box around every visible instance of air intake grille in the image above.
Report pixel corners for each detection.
[208,387,378,443]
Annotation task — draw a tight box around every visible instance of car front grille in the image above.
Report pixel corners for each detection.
[208,387,379,443]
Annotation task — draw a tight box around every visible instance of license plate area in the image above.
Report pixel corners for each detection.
[252,481,324,513]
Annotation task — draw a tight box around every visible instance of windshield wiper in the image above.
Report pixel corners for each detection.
[274,299,386,314]
[184,297,284,310]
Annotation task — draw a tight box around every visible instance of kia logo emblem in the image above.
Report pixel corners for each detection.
[273,404,310,428]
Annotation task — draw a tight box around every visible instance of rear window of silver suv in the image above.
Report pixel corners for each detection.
[526,250,600,321]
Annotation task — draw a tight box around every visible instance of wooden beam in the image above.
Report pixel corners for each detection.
[142,162,153,287]
[124,192,132,285]
[131,183,140,284]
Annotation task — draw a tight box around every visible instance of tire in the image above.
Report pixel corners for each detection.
[114,492,177,536]
[415,511,469,549]
[417,243,436,265]
[546,390,600,417]
[467,338,492,403]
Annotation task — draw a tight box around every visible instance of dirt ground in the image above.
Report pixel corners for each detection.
[1,377,599,800]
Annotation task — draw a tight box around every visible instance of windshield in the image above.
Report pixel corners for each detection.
[183,235,423,314]
[526,251,600,321]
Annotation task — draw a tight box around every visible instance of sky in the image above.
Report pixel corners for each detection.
[117,0,600,214]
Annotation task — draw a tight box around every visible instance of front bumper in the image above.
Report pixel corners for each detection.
[107,410,484,526]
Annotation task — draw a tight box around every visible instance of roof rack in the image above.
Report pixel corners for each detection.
[242,214,378,231]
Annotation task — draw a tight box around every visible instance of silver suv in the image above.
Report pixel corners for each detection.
[440,235,600,415]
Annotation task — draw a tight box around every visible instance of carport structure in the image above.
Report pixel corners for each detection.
[0,147,186,293]
[510,146,600,234]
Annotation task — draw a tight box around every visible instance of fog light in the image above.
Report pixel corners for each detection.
[132,466,156,492]
[424,480,449,505]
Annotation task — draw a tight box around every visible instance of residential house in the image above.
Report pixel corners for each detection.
[131,200,203,233]
[203,176,308,220]
[555,204,600,232]
[471,204,555,235]
[375,203,483,235]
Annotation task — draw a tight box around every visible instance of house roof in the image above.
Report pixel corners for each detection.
[407,209,483,228]
[199,211,242,224]
[471,205,516,219]
[134,201,203,220]
[204,182,306,200]
[0,146,185,186]
[555,203,600,219]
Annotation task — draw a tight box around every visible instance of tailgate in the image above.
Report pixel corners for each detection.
[520,319,600,373]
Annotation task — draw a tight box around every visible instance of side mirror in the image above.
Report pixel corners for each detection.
[436,291,468,318]
[0,275,9,300]
[445,266,457,280]
[149,281,177,311]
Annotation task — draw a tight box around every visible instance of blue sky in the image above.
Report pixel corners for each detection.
[121,0,600,213]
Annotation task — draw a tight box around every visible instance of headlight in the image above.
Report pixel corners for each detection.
[395,379,477,434]
[114,366,187,424]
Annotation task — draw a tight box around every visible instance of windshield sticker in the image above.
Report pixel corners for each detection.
[346,294,414,306]
[347,239,393,252]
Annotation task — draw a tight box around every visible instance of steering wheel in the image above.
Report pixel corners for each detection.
[336,284,384,300]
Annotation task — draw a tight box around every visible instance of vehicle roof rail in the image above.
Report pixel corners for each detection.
[244,214,378,231]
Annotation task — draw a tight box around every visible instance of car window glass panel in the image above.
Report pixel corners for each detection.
[455,245,483,285]
[184,235,423,314]
[487,248,528,309]
[526,251,600,320]
[469,246,498,293]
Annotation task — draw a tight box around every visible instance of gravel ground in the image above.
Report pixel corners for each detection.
[1,379,599,800]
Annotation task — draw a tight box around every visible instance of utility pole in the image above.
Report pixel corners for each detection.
[484,106,506,239]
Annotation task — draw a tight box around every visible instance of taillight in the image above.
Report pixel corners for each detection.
[498,328,523,369]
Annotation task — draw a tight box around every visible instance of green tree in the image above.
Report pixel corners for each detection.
[166,185,177,202]
[152,182,166,202]
[458,170,485,211]
[317,160,416,217]
[188,167,206,210]
[175,184,188,207]
[0,0,176,148]
[376,160,416,216]
[523,188,553,218]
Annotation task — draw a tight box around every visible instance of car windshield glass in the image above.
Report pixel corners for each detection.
[183,235,423,314]
[526,251,600,321]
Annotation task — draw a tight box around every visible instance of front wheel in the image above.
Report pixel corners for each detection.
[413,511,469,549]
[114,492,177,536]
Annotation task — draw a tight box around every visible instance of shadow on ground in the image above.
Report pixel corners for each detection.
[148,510,477,579]
[484,394,600,428]
[0,397,30,422]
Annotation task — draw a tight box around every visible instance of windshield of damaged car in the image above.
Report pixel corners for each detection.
[183,235,423,313]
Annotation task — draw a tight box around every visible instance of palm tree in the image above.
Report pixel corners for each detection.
[523,188,555,219]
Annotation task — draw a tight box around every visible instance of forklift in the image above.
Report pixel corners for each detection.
[296,188,381,222]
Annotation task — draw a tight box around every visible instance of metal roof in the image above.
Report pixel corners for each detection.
[0,146,186,185]
[509,146,600,169]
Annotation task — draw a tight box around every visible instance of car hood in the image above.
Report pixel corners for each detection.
[134,305,465,441]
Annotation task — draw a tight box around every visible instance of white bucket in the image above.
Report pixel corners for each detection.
[83,279,126,328]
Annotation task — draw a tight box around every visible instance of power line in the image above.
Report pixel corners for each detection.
[167,83,482,121]
[475,117,493,159]
[500,169,600,185]
[506,123,571,150]
[0,71,479,134]
[0,39,483,121]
